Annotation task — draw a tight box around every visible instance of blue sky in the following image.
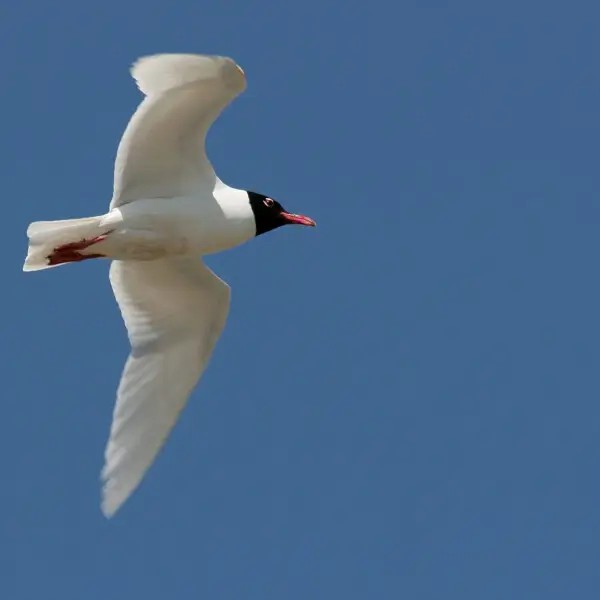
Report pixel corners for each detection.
[2,0,600,597]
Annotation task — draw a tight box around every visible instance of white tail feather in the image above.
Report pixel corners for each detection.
[23,216,105,271]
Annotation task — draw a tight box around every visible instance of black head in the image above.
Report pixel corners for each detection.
[248,191,316,237]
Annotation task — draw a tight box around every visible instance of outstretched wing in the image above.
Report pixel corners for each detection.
[102,258,231,517]
[110,54,246,208]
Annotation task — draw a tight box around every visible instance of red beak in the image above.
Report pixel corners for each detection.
[280,212,317,227]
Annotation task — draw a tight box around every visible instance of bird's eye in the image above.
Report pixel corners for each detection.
[263,198,274,208]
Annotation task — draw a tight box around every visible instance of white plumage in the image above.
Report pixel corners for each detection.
[23,53,315,517]
[111,54,246,206]
[26,54,250,516]
[103,258,230,517]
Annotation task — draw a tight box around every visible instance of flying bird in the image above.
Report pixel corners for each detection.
[23,53,315,517]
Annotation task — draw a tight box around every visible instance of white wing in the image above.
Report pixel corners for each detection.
[110,53,246,208]
[102,258,231,517]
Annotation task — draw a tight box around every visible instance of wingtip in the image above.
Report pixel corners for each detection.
[100,475,128,519]
[101,506,115,519]
[100,492,118,519]
[129,53,246,96]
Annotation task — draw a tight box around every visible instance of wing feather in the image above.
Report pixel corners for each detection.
[110,54,246,208]
[102,258,230,517]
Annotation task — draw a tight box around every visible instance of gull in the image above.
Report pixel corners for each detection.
[23,53,315,517]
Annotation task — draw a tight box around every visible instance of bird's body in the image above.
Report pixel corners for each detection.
[23,53,315,517]
[37,187,256,263]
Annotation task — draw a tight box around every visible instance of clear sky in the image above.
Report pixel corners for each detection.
[2,0,600,598]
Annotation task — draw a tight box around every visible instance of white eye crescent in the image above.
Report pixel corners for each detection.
[264,198,274,207]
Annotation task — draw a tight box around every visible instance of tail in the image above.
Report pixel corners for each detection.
[23,216,108,272]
